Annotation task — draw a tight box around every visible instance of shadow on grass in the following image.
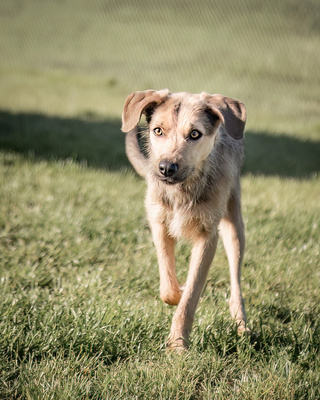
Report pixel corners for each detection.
[0,110,319,177]
[0,110,128,170]
[243,130,320,178]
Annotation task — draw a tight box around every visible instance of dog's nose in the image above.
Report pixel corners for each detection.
[159,160,179,177]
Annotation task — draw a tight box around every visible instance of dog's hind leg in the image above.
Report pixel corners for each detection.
[219,185,248,332]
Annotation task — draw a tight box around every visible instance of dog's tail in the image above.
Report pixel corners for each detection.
[125,127,147,178]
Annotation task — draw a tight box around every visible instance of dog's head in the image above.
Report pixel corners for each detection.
[122,90,246,184]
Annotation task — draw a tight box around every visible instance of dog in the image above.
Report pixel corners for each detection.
[121,89,248,350]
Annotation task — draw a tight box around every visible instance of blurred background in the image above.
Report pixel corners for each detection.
[0,0,319,171]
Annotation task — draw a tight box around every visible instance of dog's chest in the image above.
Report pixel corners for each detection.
[147,181,223,240]
[168,206,197,239]
[164,195,218,240]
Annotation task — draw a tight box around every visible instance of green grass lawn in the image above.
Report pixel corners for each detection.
[0,0,320,398]
[0,151,319,399]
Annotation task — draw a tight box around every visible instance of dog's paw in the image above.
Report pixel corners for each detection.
[236,320,251,336]
[160,284,182,306]
[166,337,188,352]
[160,291,181,306]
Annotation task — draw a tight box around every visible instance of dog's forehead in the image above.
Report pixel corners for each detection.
[170,92,203,111]
[153,92,205,125]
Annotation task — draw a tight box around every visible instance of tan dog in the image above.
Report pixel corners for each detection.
[122,90,248,350]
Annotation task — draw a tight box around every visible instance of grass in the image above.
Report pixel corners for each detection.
[0,152,319,399]
[0,0,320,398]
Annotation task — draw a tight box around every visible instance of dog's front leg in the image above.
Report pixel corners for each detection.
[150,220,181,306]
[168,232,218,349]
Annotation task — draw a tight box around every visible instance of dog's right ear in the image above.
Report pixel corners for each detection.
[202,93,247,140]
[121,89,170,132]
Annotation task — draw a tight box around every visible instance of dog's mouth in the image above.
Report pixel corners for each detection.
[156,168,194,185]
[158,176,182,185]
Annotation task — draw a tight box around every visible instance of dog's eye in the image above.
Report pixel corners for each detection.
[153,127,163,136]
[189,130,202,140]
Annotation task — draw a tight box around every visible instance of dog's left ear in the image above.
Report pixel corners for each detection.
[203,93,247,140]
[122,89,170,132]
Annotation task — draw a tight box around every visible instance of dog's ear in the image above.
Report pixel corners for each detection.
[122,89,170,132]
[204,94,247,140]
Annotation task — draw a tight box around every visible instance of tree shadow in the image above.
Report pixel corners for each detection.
[0,110,319,177]
[244,130,320,178]
[0,110,129,170]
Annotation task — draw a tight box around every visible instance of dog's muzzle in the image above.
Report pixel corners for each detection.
[159,160,179,178]
[157,160,193,185]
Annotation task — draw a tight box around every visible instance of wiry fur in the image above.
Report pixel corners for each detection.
[122,90,249,350]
